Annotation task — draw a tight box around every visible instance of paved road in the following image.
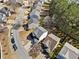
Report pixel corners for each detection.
[13,30,32,59]
[13,7,32,59]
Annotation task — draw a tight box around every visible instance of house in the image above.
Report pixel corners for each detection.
[42,33,60,52]
[57,42,79,59]
[32,26,48,43]
[28,27,48,44]
[29,33,60,59]
[29,9,40,23]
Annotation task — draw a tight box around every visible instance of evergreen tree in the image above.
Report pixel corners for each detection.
[49,0,79,40]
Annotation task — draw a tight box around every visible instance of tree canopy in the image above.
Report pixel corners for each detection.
[49,0,79,40]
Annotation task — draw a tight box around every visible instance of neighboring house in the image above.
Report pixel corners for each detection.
[42,33,60,52]
[29,0,48,24]
[28,26,48,44]
[33,26,48,43]
[29,33,60,59]
[29,9,40,23]
[57,42,79,59]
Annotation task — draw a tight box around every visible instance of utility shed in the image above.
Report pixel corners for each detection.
[57,42,79,59]
[30,9,40,23]
[43,33,60,52]
[33,26,48,43]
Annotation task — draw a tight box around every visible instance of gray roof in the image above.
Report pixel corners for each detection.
[33,26,48,42]
[57,42,79,59]
[30,9,40,23]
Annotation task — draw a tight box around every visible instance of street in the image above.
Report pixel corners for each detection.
[13,7,32,59]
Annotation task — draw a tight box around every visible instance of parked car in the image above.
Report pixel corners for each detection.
[11,37,15,44]
[23,24,28,31]
[13,44,17,51]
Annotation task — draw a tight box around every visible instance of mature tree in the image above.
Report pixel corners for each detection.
[49,0,79,40]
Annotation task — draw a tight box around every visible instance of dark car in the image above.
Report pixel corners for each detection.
[13,44,17,51]
[11,37,15,44]
[23,24,28,31]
